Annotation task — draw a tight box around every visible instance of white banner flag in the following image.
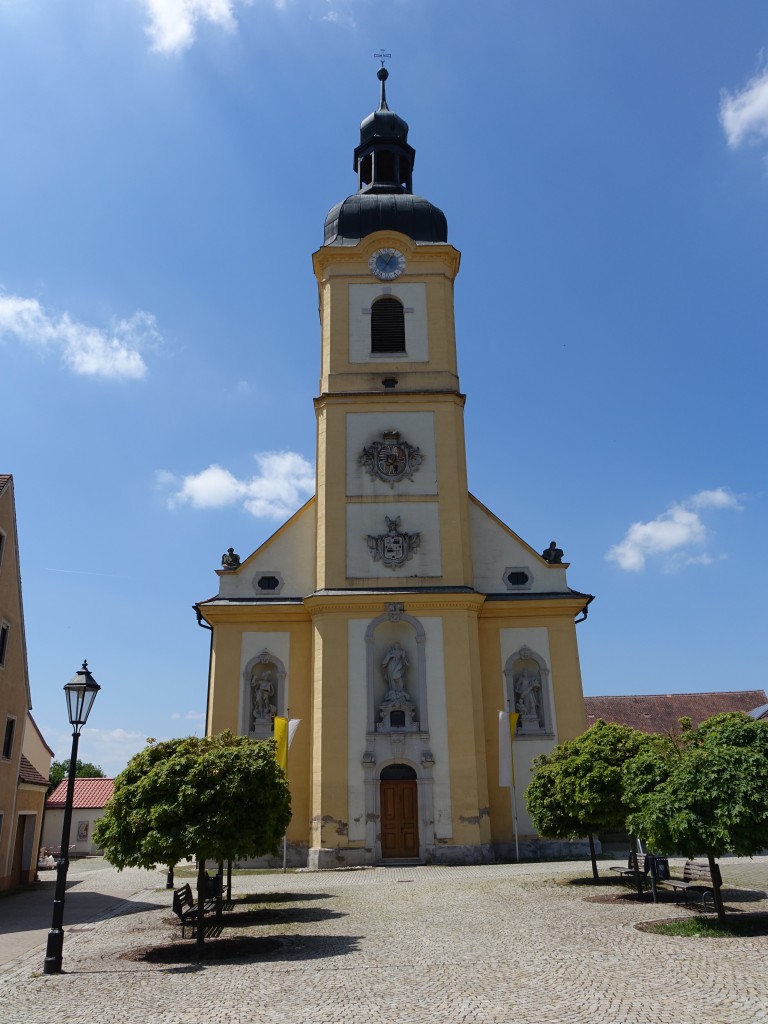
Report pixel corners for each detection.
[499,711,512,788]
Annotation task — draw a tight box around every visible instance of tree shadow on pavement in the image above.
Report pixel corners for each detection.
[121,933,360,967]
[235,891,334,904]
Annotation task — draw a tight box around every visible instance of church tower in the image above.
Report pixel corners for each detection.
[197,70,593,867]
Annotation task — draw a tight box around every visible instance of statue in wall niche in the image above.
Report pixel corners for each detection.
[251,668,276,722]
[514,669,542,720]
[381,642,410,699]
[379,642,417,728]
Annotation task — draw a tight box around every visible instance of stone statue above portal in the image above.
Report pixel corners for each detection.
[378,642,417,728]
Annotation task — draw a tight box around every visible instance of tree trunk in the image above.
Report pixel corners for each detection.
[707,853,726,926]
[226,860,232,902]
[588,833,599,880]
[196,857,207,952]
[216,860,224,921]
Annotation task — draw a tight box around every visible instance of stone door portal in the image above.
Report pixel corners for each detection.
[380,764,419,859]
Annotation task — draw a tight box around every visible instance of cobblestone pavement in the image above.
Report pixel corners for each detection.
[1,857,767,1024]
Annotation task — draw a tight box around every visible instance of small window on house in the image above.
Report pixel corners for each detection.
[371,296,406,354]
[2,717,15,760]
[0,623,9,667]
[257,575,280,591]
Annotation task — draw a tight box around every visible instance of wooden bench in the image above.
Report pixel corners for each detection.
[657,859,721,910]
[609,852,647,884]
[172,883,218,938]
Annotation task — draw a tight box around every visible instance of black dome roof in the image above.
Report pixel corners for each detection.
[324,193,447,246]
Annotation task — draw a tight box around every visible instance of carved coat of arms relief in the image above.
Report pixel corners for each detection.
[367,515,420,569]
[360,429,423,486]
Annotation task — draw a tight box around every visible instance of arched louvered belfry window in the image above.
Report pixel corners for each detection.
[371,296,406,353]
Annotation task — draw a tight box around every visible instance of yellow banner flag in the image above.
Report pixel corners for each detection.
[274,716,289,772]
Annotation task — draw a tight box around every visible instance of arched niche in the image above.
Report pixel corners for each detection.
[503,645,552,735]
[365,603,427,733]
[380,762,418,781]
[241,648,286,739]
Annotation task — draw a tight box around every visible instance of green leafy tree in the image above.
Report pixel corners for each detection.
[93,731,291,949]
[624,712,768,924]
[48,759,105,795]
[525,720,654,879]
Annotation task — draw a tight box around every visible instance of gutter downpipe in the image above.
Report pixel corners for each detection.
[194,605,213,737]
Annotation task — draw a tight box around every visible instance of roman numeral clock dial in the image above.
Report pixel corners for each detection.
[369,248,406,280]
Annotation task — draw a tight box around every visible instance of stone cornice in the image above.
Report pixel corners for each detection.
[314,390,466,409]
[304,592,486,616]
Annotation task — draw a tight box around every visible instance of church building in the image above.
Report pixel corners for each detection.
[196,69,593,867]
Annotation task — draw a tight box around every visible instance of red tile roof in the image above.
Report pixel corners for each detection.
[46,778,115,810]
[584,690,768,735]
[18,754,49,787]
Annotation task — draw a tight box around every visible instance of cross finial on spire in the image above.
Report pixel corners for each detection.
[374,51,391,111]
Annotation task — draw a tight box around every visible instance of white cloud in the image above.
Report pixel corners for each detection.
[0,293,157,379]
[720,64,768,149]
[321,1,356,27]
[606,488,742,573]
[44,725,148,777]
[687,487,743,511]
[142,0,253,53]
[159,450,314,519]
[171,710,206,721]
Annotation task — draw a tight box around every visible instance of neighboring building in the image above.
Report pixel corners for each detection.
[42,778,115,857]
[0,474,50,888]
[21,712,54,783]
[196,70,594,867]
[584,690,768,735]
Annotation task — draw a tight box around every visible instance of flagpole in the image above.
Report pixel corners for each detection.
[282,707,289,873]
[507,701,520,863]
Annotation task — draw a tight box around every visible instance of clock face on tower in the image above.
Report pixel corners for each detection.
[369,248,406,281]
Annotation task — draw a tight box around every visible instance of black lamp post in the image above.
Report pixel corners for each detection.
[43,661,101,975]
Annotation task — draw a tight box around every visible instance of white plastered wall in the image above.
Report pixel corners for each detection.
[470,501,567,593]
[346,412,437,497]
[239,632,291,734]
[348,283,428,363]
[499,626,558,835]
[347,502,442,579]
[218,503,316,599]
[423,617,452,839]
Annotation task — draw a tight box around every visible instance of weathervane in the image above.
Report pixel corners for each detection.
[374,49,391,68]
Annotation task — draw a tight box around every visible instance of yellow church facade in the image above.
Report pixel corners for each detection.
[197,70,593,867]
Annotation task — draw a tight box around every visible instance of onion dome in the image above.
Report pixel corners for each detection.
[324,68,447,246]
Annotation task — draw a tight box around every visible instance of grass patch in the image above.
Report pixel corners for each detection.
[638,914,768,938]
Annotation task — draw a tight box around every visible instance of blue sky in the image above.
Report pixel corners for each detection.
[1,1,766,775]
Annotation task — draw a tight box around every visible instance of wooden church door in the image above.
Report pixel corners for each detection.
[380,764,419,859]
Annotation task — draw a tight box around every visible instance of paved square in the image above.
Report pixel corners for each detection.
[1,858,767,1024]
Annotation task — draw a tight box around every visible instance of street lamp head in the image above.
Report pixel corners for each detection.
[64,660,101,731]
